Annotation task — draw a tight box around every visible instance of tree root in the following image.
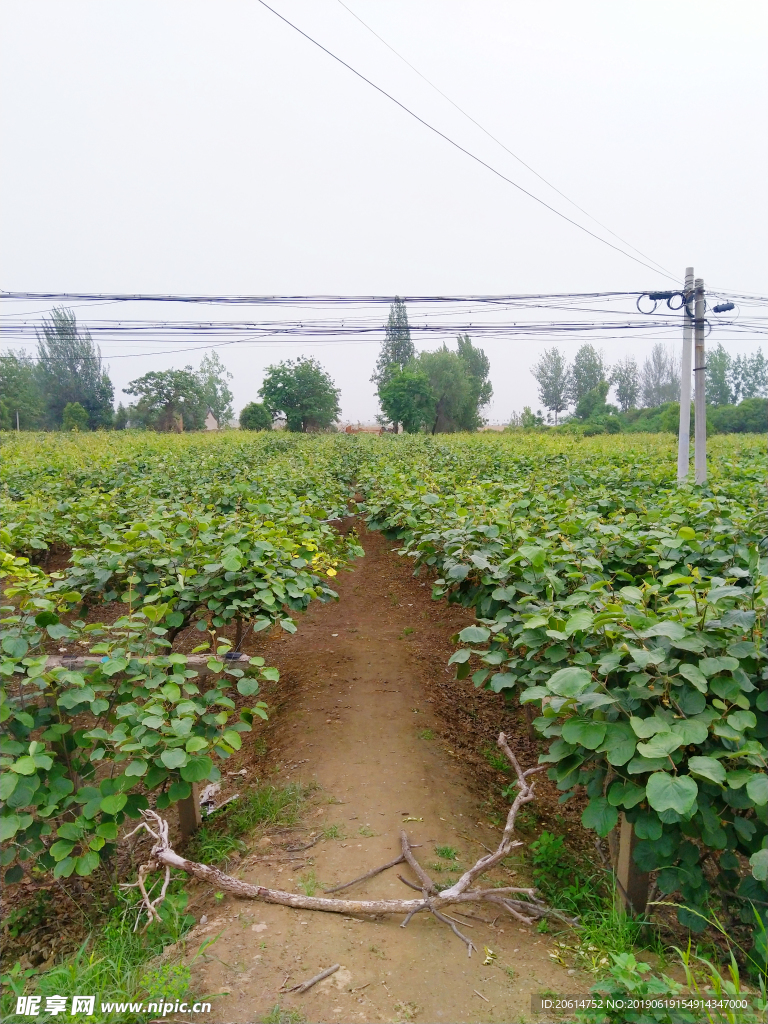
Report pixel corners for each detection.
[124,733,577,956]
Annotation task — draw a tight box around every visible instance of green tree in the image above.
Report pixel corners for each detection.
[123,368,207,431]
[0,351,45,430]
[259,358,340,432]
[113,403,129,430]
[531,347,570,424]
[640,344,680,407]
[569,345,605,405]
[575,381,610,421]
[706,343,733,406]
[610,356,640,412]
[239,401,273,431]
[62,402,89,431]
[35,308,114,429]
[378,367,435,433]
[414,347,474,433]
[732,349,767,401]
[198,351,235,426]
[455,334,493,429]
[373,297,415,432]
[372,297,415,386]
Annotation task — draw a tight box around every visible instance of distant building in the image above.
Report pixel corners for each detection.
[204,409,219,431]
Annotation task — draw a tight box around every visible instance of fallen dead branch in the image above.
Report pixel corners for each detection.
[286,963,340,993]
[124,733,576,956]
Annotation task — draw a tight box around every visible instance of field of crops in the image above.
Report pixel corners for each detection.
[1,430,766,975]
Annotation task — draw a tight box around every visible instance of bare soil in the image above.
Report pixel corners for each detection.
[175,526,577,1023]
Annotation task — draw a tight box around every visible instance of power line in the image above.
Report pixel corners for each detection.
[334,0,675,281]
[254,0,679,283]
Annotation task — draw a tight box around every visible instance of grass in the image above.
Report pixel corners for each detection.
[321,823,345,840]
[296,870,321,897]
[358,825,376,837]
[260,1006,306,1024]
[435,845,458,861]
[482,746,511,774]
[188,783,307,864]
[0,886,200,1024]
[529,830,659,969]
[417,728,434,740]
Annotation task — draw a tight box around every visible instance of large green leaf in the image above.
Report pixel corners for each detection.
[581,797,619,837]
[687,756,726,785]
[180,754,214,782]
[546,667,593,697]
[458,626,491,643]
[561,718,607,750]
[161,748,188,769]
[646,773,698,815]
[746,775,768,806]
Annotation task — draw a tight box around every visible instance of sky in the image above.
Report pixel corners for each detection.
[1,0,766,423]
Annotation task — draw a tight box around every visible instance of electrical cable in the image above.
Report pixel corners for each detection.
[334,0,676,281]
[253,0,680,283]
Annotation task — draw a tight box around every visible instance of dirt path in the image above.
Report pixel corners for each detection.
[183,527,573,1023]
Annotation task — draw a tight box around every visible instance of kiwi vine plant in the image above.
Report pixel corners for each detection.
[1,429,766,975]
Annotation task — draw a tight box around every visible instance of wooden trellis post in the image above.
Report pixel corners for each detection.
[615,814,649,915]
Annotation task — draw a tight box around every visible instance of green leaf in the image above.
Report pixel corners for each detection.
[168,780,192,802]
[597,722,637,767]
[185,736,209,753]
[49,839,76,861]
[561,718,607,750]
[160,748,188,769]
[687,756,726,785]
[646,773,698,815]
[630,717,669,739]
[180,754,214,782]
[458,626,491,643]
[101,658,128,677]
[2,637,28,659]
[53,856,77,878]
[237,678,261,696]
[633,810,663,841]
[489,673,517,692]
[166,611,185,628]
[607,782,646,808]
[564,610,594,635]
[727,711,756,733]
[699,657,739,676]
[676,719,709,745]
[637,732,683,758]
[0,814,22,841]
[100,793,128,815]
[637,621,686,641]
[678,664,708,693]
[124,759,147,777]
[581,797,619,837]
[10,756,39,776]
[448,649,471,664]
[0,773,19,801]
[519,545,546,569]
[222,730,242,750]
[746,775,768,806]
[546,667,593,697]
[75,851,101,876]
[749,849,768,882]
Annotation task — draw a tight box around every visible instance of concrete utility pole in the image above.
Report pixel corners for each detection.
[694,278,707,484]
[677,268,694,482]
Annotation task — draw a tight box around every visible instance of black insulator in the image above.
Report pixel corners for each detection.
[712,302,735,313]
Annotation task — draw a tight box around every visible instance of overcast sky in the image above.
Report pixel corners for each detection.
[2,1,766,422]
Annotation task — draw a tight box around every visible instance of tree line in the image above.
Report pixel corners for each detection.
[1,303,765,434]
[527,341,767,431]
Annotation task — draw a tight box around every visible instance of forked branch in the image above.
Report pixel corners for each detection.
[124,734,575,955]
